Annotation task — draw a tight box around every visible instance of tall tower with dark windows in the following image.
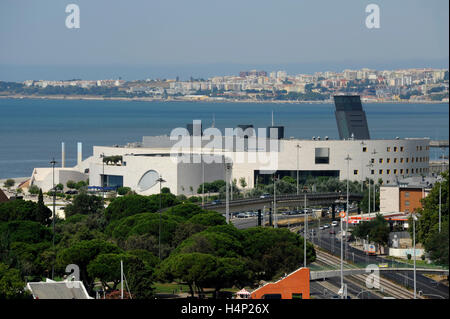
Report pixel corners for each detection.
[333,95,371,140]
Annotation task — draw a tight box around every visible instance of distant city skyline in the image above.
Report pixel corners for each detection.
[0,0,448,81]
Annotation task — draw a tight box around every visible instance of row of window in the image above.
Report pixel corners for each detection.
[354,167,430,175]
[370,157,429,164]
[362,145,429,153]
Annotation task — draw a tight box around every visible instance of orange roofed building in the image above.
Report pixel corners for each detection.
[250,267,310,299]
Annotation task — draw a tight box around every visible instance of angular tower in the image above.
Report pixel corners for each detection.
[333,95,370,140]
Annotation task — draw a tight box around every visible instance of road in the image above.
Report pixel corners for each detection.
[312,224,449,299]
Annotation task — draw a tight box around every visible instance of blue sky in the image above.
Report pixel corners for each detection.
[0,0,448,80]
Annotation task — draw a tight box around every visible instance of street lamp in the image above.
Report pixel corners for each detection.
[437,175,442,233]
[157,175,166,260]
[366,162,374,219]
[296,144,300,196]
[412,214,418,299]
[49,158,57,280]
[360,141,365,192]
[371,149,377,213]
[100,153,105,199]
[345,154,352,261]
[225,160,232,224]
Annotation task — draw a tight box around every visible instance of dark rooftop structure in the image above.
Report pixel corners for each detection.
[334,95,371,140]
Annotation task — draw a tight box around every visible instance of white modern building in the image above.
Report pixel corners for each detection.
[84,134,430,196]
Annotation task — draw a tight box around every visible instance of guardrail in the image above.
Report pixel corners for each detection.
[202,192,364,209]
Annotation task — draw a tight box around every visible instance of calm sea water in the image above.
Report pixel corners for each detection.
[0,98,448,179]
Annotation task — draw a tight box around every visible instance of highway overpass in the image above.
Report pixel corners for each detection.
[202,192,364,214]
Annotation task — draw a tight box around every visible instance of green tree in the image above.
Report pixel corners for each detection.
[239,177,247,189]
[28,185,40,195]
[158,252,217,297]
[64,193,104,218]
[66,180,77,189]
[0,263,28,299]
[117,186,131,196]
[36,189,52,226]
[3,179,15,188]
[57,239,121,293]
[410,171,449,266]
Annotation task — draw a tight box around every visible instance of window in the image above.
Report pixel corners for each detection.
[394,147,398,152]
[412,158,414,163]
[394,158,397,163]
[354,170,358,175]
[363,147,367,152]
[387,147,391,152]
[379,169,383,174]
[405,192,410,197]
[315,147,330,164]
[387,169,391,174]
[406,158,409,163]
[406,169,409,174]
[405,200,410,206]
[387,158,391,163]
[400,158,404,163]
[394,169,397,174]
[371,158,375,164]
[416,157,419,162]
[379,158,383,164]
[400,169,404,174]
[420,146,423,151]
[371,170,375,175]
[400,146,404,152]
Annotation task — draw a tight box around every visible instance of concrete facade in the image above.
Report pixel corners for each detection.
[86,137,430,195]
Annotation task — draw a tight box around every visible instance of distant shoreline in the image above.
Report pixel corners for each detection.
[0,94,447,104]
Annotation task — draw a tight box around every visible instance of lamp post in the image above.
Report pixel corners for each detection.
[371,149,377,213]
[304,186,308,268]
[360,141,365,192]
[100,153,105,199]
[157,175,166,260]
[273,174,277,228]
[225,160,232,224]
[296,144,300,196]
[437,175,442,233]
[367,162,373,219]
[345,154,352,260]
[412,214,418,299]
[50,158,57,279]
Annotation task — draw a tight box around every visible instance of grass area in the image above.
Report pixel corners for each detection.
[153,282,246,297]
[384,256,448,269]
[153,282,191,294]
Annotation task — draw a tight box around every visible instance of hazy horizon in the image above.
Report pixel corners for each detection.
[1,0,448,81]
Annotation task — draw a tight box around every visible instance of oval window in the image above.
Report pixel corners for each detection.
[137,170,159,191]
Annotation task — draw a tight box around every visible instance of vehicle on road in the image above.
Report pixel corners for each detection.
[329,229,336,235]
[331,221,339,227]
[319,226,325,230]
[323,224,330,229]
[211,200,222,205]
[364,243,377,256]
[378,263,389,268]
[237,213,247,218]
[260,193,271,199]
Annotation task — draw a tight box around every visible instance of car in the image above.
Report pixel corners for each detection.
[237,213,247,218]
[319,226,325,230]
[323,224,330,229]
[65,190,78,195]
[260,193,271,199]
[331,221,339,227]
[378,263,389,268]
[211,200,222,205]
[329,229,336,235]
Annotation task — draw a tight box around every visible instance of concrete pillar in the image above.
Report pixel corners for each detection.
[61,142,65,168]
[77,142,82,165]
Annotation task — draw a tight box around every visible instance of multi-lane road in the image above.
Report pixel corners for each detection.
[312,225,449,299]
